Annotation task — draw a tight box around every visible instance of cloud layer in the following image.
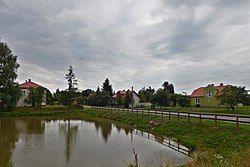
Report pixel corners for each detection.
[1,0,250,94]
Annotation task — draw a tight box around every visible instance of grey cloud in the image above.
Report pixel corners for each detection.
[1,0,250,93]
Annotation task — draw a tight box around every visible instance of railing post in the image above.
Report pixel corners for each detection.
[236,115,239,130]
[199,113,201,123]
[215,114,217,127]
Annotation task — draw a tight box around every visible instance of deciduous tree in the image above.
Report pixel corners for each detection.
[0,41,21,111]
[177,94,190,107]
[162,81,174,94]
[152,88,170,108]
[27,87,45,107]
[218,85,248,111]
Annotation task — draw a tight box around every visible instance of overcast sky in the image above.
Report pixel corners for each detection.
[1,0,250,94]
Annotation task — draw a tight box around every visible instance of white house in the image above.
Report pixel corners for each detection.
[17,79,46,107]
[112,89,140,107]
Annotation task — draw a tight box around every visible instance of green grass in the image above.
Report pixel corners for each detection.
[81,108,250,167]
[1,106,250,166]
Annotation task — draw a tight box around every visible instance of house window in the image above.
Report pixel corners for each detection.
[195,98,200,104]
[207,91,213,96]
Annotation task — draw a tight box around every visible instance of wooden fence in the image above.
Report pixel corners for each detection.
[132,129,189,156]
[88,106,250,130]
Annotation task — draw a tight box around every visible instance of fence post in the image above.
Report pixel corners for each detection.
[142,109,143,115]
[155,110,157,116]
[199,113,201,123]
[188,113,190,122]
[148,109,149,115]
[215,114,217,127]
[236,115,239,130]
[161,110,163,118]
[178,112,179,120]
[169,111,170,119]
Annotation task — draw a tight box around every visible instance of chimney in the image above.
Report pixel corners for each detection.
[131,86,134,92]
[220,83,223,86]
[211,84,214,86]
[25,80,27,83]
[28,79,31,82]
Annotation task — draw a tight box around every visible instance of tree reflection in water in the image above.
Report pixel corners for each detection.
[0,118,19,167]
[0,118,45,167]
[0,117,187,167]
[59,119,79,163]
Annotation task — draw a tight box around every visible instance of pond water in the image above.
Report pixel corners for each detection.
[0,117,191,167]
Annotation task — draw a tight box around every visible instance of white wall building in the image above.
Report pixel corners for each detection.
[17,79,46,107]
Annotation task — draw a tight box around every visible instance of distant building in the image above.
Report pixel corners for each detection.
[190,83,225,107]
[17,79,46,107]
[112,89,140,106]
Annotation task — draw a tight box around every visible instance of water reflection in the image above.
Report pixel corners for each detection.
[0,117,191,167]
[0,118,45,167]
[58,120,79,163]
[94,120,112,143]
[0,118,18,167]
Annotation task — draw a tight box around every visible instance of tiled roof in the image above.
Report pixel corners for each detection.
[214,86,225,96]
[190,87,205,97]
[112,90,126,98]
[112,90,139,99]
[190,84,225,97]
[19,80,43,89]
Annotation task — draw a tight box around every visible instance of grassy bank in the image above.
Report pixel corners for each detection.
[145,106,250,116]
[82,108,250,167]
[1,107,250,166]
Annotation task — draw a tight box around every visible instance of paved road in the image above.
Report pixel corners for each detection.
[85,106,250,124]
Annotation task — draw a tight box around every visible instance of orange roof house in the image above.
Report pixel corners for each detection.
[190,83,225,107]
[19,79,44,89]
[17,79,46,107]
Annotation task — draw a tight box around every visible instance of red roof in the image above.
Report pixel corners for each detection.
[112,90,126,98]
[190,87,205,97]
[112,90,139,99]
[19,80,43,89]
[190,84,225,97]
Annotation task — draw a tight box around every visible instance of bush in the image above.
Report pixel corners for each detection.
[195,104,201,108]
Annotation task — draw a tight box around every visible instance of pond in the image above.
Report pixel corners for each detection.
[0,117,191,167]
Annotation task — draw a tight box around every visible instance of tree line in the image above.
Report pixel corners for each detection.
[0,40,249,111]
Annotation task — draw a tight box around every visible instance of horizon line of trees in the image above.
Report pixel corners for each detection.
[1,39,249,111]
[37,67,250,111]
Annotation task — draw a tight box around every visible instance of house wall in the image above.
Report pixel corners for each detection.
[17,89,46,107]
[190,86,221,107]
[132,92,140,104]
